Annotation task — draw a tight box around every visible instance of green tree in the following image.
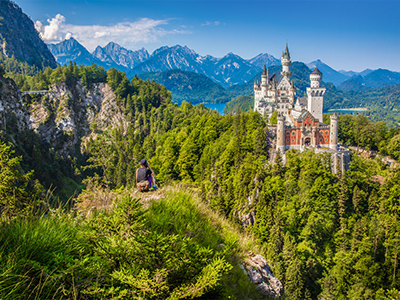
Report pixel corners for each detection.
[0,142,34,219]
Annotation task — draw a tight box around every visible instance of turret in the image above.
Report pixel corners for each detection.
[276,114,286,154]
[281,44,292,77]
[306,67,326,122]
[330,113,338,150]
[261,65,268,94]
[310,67,322,88]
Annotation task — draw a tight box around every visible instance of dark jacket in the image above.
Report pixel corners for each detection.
[136,167,152,182]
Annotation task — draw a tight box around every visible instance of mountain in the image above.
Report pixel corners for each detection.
[130,45,201,74]
[47,37,97,66]
[0,0,57,69]
[307,59,349,86]
[339,68,373,78]
[137,69,232,104]
[248,53,281,68]
[129,45,261,88]
[211,52,261,87]
[92,42,149,69]
[338,69,400,91]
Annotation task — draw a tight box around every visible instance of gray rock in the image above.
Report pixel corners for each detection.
[243,252,284,298]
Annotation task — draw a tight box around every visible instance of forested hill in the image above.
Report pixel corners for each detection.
[0,0,57,70]
[138,69,233,104]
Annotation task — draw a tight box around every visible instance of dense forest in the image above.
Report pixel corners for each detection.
[1,63,400,299]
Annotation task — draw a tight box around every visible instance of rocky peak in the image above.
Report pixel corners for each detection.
[92,42,149,69]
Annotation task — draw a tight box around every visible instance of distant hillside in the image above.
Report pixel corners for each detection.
[138,69,233,104]
[223,94,253,114]
[0,0,57,69]
[338,69,400,91]
[307,59,349,86]
[339,68,373,78]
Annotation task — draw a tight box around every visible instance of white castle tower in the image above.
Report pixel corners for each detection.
[330,113,339,150]
[281,44,292,77]
[306,67,326,122]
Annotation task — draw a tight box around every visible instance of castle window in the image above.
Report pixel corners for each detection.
[325,131,329,135]
[320,138,323,143]
[292,132,295,135]
[292,139,294,143]
[286,139,289,143]
[325,138,328,142]
[286,132,290,135]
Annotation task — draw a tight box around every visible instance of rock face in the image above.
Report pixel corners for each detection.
[0,76,31,132]
[0,0,57,69]
[0,75,125,157]
[28,81,125,156]
[243,251,284,298]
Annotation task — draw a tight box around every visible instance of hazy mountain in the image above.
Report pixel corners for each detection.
[211,52,261,87]
[338,69,400,91]
[47,37,96,66]
[130,45,201,74]
[339,69,373,78]
[307,59,349,86]
[48,38,128,70]
[130,45,261,88]
[248,53,281,68]
[0,0,57,69]
[92,42,149,69]
[137,69,232,104]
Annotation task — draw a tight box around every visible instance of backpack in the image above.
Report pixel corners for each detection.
[137,180,149,192]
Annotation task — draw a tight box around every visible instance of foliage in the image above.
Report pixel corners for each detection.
[224,94,254,114]
[0,141,35,219]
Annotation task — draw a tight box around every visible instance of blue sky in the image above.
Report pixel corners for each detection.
[13,0,400,72]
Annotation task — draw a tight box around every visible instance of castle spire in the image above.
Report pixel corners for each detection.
[281,43,292,77]
[262,64,267,76]
[282,43,290,60]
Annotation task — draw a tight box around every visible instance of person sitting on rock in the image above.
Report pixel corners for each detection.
[136,159,155,192]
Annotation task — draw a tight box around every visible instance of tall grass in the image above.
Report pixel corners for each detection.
[0,213,86,299]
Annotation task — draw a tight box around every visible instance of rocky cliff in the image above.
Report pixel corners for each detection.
[0,75,125,157]
[0,0,57,69]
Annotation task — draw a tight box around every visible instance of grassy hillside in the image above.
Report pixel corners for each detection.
[0,186,268,300]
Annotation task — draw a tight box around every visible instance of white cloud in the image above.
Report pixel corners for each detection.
[202,21,221,26]
[35,14,67,42]
[35,15,189,51]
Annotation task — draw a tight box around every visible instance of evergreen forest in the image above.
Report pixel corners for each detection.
[2,63,400,299]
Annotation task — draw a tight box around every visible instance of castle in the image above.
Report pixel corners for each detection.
[254,45,349,172]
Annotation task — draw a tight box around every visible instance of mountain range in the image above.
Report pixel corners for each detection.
[49,39,266,88]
